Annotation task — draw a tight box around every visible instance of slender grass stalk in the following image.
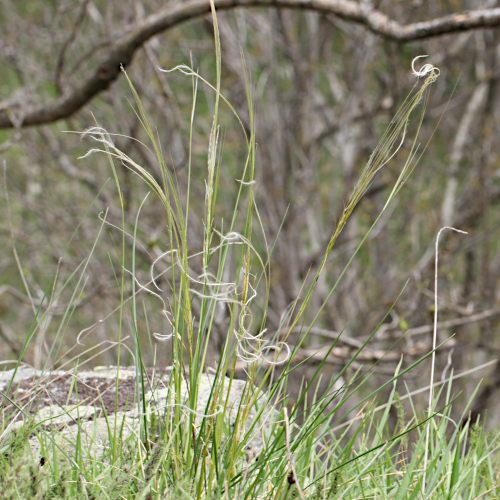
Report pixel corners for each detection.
[422,226,467,498]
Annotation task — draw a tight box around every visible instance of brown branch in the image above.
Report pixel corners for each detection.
[294,339,456,363]
[0,320,23,357]
[234,339,457,372]
[2,1,500,129]
[405,309,500,336]
[54,0,92,95]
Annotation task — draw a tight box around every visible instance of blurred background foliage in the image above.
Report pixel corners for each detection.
[1,0,500,426]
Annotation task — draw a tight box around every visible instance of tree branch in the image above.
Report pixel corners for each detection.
[2,1,500,129]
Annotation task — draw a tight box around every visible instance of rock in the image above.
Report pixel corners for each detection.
[0,365,269,463]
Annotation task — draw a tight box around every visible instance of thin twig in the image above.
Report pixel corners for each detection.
[54,0,91,95]
[405,309,500,336]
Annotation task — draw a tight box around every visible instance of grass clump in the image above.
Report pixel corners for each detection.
[0,5,499,499]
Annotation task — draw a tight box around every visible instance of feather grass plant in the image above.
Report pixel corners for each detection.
[0,4,499,499]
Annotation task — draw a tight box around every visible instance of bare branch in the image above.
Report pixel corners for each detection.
[54,0,92,95]
[235,338,457,372]
[406,309,500,336]
[441,81,489,226]
[2,1,500,129]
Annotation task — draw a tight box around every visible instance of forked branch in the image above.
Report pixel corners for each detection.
[1,1,500,129]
